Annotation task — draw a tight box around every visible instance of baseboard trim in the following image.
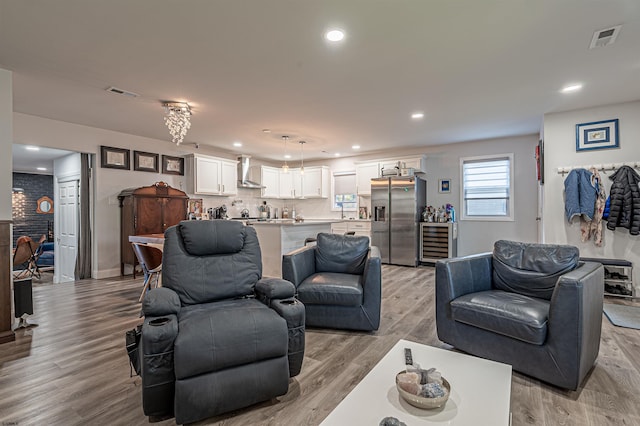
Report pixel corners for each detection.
[0,330,16,344]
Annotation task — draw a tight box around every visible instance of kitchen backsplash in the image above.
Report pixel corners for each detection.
[193,187,370,220]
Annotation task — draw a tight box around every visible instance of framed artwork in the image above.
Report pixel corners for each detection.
[188,198,203,219]
[536,139,544,184]
[438,178,451,193]
[36,196,54,214]
[133,151,159,173]
[576,119,619,151]
[100,146,130,170]
[162,155,185,175]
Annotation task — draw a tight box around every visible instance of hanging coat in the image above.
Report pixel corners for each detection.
[564,168,597,222]
[606,165,640,235]
[581,168,606,246]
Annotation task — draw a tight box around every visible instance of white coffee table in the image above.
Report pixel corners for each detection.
[320,339,512,425]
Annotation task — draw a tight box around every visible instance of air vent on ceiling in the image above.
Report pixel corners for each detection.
[589,25,622,49]
[106,86,139,98]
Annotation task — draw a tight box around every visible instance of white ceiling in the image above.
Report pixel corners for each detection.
[12,144,73,174]
[2,1,640,163]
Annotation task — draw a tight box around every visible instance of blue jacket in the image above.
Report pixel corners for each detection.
[564,168,597,222]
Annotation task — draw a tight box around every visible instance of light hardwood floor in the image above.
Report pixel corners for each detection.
[0,266,639,425]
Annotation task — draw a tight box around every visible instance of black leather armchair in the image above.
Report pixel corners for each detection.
[282,233,381,331]
[436,240,604,390]
[139,220,305,424]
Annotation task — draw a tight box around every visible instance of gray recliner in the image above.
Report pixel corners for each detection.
[282,233,381,331]
[436,240,604,390]
[139,220,305,424]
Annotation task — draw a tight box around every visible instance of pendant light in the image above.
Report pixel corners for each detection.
[299,140,306,175]
[281,136,290,173]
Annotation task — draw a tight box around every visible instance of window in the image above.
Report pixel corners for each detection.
[460,154,514,221]
[332,171,357,211]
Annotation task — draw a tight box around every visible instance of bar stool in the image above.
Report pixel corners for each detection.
[131,242,163,302]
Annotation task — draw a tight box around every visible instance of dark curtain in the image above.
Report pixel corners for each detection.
[75,153,92,279]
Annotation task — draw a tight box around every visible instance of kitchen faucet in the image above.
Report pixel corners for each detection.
[341,203,345,219]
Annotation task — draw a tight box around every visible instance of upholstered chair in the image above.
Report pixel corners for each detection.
[436,240,604,390]
[139,220,305,424]
[283,232,381,331]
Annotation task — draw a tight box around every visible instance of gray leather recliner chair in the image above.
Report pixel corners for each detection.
[436,240,604,390]
[139,220,305,424]
[282,233,381,331]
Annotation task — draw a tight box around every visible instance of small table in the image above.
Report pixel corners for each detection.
[128,234,165,246]
[320,339,512,425]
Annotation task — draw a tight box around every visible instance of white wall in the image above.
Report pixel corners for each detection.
[304,135,539,255]
[13,112,539,276]
[0,69,12,220]
[543,100,640,288]
[13,113,218,278]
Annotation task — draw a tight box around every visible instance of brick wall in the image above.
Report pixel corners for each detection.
[12,173,54,246]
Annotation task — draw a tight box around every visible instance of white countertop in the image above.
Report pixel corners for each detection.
[248,219,339,226]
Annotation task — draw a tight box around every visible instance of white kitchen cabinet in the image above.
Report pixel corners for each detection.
[220,160,237,195]
[347,220,371,239]
[279,168,302,198]
[302,166,329,198]
[263,165,329,199]
[331,220,371,240]
[380,156,427,174]
[186,154,237,196]
[331,222,348,234]
[355,162,380,195]
[261,166,280,198]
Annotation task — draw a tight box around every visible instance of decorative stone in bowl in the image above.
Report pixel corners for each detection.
[395,369,450,409]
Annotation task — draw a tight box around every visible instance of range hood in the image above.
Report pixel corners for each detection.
[237,155,265,189]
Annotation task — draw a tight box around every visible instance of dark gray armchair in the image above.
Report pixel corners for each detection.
[436,240,604,390]
[139,220,305,424]
[282,233,381,331]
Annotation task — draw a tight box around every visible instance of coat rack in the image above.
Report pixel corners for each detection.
[556,162,640,177]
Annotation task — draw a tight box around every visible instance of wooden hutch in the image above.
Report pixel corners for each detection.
[118,182,188,276]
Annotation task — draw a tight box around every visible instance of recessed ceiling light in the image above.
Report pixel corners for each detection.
[233,141,242,147]
[352,145,360,150]
[325,29,345,42]
[560,84,583,93]
[262,129,271,133]
[25,146,40,151]
[411,112,425,119]
[36,167,47,171]
[334,153,341,157]
[284,154,291,159]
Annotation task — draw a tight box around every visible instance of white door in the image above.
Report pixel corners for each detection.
[195,156,221,194]
[261,166,280,198]
[57,179,79,282]
[356,162,380,195]
[220,161,238,195]
[279,170,294,198]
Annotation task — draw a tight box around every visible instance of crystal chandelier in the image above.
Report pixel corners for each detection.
[163,102,192,145]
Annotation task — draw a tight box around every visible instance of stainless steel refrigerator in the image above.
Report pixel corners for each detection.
[371,176,426,266]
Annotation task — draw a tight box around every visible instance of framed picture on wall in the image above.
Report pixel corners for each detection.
[133,151,159,173]
[162,155,184,175]
[439,178,451,193]
[100,146,130,170]
[576,119,619,151]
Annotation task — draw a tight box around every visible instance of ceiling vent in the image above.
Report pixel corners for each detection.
[589,25,622,49]
[106,86,139,98]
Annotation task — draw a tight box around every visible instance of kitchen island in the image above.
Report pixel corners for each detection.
[249,220,336,277]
